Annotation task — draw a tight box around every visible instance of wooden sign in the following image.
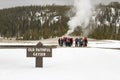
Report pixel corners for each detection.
[27,47,52,57]
[27,42,52,68]
[0,41,56,68]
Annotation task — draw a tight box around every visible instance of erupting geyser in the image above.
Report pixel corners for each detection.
[66,0,93,36]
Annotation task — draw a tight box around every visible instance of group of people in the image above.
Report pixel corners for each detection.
[58,37,88,47]
[58,37,73,47]
[75,37,88,47]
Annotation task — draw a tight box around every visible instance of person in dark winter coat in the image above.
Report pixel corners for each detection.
[58,38,63,46]
[78,38,83,47]
[66,38,69,47]
[70,38,73,47]
[58,38,61,46]
[83,37,88,47]
[75,38,79,47]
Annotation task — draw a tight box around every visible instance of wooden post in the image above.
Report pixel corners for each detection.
[27,42,53,68]
[36,57,43,67]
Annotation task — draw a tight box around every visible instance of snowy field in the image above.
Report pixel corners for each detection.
[0,39,120,80]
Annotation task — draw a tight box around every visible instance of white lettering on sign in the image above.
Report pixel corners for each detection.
[36,48,51,52]
[27,48,51,53]
[33,53,46,56]
[28,48,35,52]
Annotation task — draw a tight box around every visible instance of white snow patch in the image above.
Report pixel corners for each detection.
[0,39,120,80]
[0,48,120,80]
[111,8,115,15]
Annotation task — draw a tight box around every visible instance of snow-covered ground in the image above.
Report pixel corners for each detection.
[89,40,120,49]
[0,38,120,80]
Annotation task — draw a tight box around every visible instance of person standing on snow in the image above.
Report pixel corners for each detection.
[58,38,63,47]
[83,37,88,47]
[78,38,83,47]
[58,38,61,46]
[75,38,79,47]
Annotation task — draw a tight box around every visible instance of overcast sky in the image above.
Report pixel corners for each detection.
[0,0,120,9]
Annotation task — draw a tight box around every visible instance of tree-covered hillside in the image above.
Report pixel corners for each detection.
[89,2,120,40]
[0,5,69,40]
[0,2,120,40]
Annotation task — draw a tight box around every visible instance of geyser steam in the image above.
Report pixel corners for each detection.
[66,0,93,36]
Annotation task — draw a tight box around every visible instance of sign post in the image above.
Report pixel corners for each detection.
[27,42,52,68]
[36,57,43,67]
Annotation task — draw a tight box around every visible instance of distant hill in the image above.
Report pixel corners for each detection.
[0,2,119,40]
[0,5,70,40]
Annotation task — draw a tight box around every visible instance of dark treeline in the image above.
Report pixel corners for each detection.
[0,5,69,40]
[0,2,120,40]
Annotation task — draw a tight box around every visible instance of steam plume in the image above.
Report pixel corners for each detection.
[66,0,93,36]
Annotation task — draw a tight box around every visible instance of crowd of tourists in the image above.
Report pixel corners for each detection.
[58,37,73,47]
[58,37,88,47]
